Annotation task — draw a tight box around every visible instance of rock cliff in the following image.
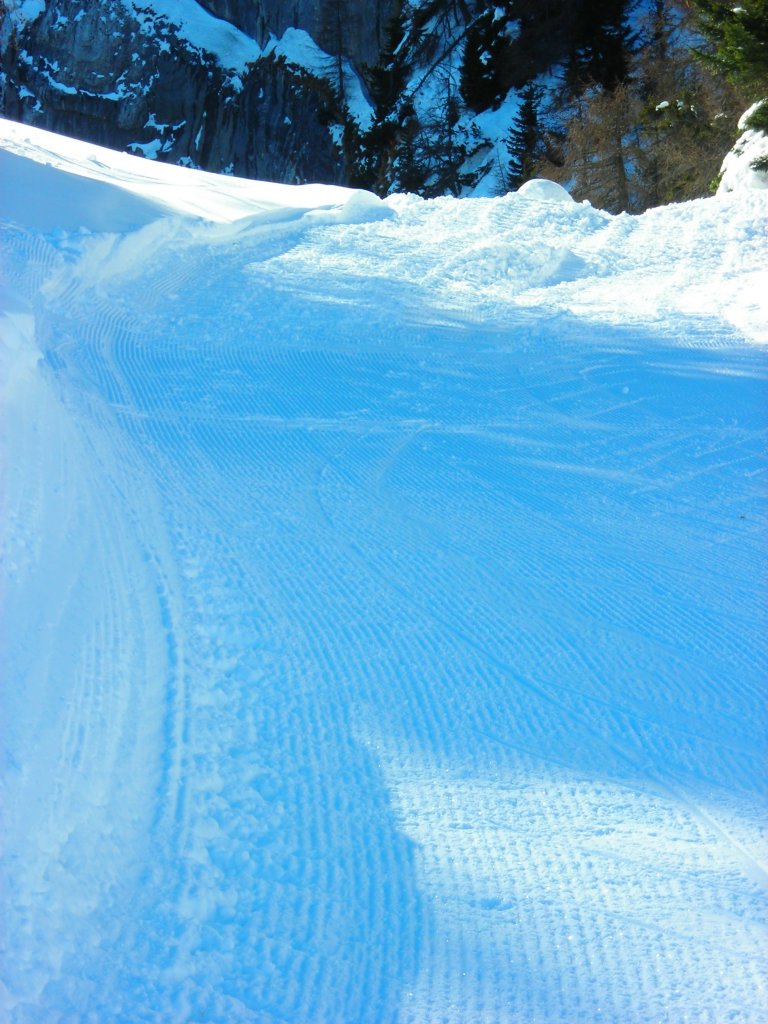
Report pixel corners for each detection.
[0,0,371,184]
[197,1,394,68]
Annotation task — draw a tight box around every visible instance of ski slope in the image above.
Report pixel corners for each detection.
[2,119,767,1023]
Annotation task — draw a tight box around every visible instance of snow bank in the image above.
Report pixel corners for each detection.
[0,147,171,233]
[0,118,378,229]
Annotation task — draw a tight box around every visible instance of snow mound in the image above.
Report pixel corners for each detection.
[325,190,397,225]
[718,101,768,194]
[516,178,575,204]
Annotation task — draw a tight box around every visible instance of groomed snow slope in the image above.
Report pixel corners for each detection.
[2,119,767,1024]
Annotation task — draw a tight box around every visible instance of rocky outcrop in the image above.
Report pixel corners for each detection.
[197,1,396,69]
[0,0,350,183]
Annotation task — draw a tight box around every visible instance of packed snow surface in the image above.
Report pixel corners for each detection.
[2,119,767,1023]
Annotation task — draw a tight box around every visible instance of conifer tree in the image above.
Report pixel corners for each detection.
[691,0,768,94]
[359,8,410,193]
[567,0,637,93]
[460,3,516,113]
[407,71,472,196]
[320,0,356,103]
[505,83,543,189]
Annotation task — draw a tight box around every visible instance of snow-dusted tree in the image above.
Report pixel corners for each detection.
[405,70,473,196]
[359,7,410,193]
[459,2,518,113]
[691,0,768,183]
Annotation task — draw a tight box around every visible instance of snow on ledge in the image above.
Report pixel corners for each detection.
[121,0,262,71]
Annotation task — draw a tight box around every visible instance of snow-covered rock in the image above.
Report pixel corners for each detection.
[718,101,768,194]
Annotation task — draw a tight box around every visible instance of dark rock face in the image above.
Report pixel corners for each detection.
[0,0,349,184]
[196,1,395,68]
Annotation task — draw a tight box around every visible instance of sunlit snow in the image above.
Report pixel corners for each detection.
[2,118,767,1024]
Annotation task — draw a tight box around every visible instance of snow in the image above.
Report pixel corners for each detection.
[268,27,372,128]
[0,119,358,227]
[128,137,163,159]
[120,0,262,71]
[112,4,372,126]
[718,101,768,195]
[3,0,46,32]
[2,117,767,1024]
[516,178,575,203]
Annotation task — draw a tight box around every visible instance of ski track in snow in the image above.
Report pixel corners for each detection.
[2,136,768,1023]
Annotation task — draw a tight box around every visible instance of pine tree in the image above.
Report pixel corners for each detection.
[691,0,768,95]
[505,83,543,189]
[567,0,637,93]
[460,3,517,113]
[320,0,355,103]
[358,8,410,193]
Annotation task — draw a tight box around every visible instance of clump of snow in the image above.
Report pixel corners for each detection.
[321,190,396,225]
[517,178,575,204]
[718,101,768,194]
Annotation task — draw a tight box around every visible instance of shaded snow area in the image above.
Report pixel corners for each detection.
[2,118,768,1024]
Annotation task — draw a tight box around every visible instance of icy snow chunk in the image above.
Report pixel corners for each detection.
[302,189,396,226]
[328,190,396,225]
[517,179,575,204]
